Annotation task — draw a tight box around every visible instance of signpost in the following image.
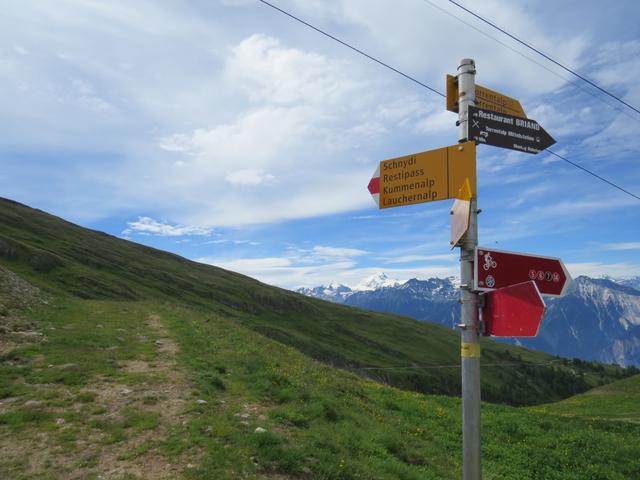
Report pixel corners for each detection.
[447,74,526,118]
[474,247,571,297]
[367,141,476,209]
[468,106,555,154]
[482,281,545,337]
[367,59,566,480]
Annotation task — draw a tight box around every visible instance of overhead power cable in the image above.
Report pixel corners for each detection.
[547,149,640,201]
[447,0,640,117]
[257,0,444,98]
[257,1,533,115]
[349,359,563,371]
[421,0,640,123]
[257,0,640,203]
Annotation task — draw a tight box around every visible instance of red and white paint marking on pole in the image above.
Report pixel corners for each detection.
[367,165,380,206]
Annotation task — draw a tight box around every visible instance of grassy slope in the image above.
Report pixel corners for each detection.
[1,298,638,479]
[166,304,640,480]
[0,198,632,407]
[530,374,640,423]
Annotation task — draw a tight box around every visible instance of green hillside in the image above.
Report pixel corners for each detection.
[531,373,640,423]
[0,198,630,406]
[1,294,639,479]
[1,198,639,479]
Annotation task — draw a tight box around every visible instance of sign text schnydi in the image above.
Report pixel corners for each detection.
[368,141,476,209]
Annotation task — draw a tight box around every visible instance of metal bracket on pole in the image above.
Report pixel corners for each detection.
[458,59,476,144]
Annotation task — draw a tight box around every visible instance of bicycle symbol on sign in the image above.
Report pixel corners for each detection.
[483,252,497,271]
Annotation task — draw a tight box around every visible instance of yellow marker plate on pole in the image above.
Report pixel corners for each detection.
[374,141,476,209]
[446,74,527,118]
[461,342,480,358]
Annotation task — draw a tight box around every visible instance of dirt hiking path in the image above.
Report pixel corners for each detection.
[0,311,198,480]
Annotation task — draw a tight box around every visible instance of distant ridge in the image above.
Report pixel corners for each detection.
[299,274,640,367]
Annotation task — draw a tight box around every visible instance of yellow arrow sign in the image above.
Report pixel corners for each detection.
[375,141,476,209]
[446,74,527,118]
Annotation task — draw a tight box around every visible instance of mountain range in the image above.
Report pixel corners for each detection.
[298,273,640,367]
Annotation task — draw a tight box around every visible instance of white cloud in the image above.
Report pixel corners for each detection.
[197,237,459,288]
[197,238,457,288]
[197,254,457,289]
[158,105,313,168]
[234,240,261,246]
[581,108,640,159]
[225,169,274,186]
[604,242,640,251]
[528,197,637,220]
[381,254,456,264]
[221,0,254,6]
[414,110,453,134]
[527,103,602,138]
[226,34,359,106]
[312,246,368,257]
[13,45,29,55]
[147,32,421,227]
[508,184,553,208]
[541,148,566,165]
[210,257,293,270]
[283,0,588,95]
[590,41,640,90]
[3,0,636,246]
[201,239,228,245]
[478,193,639,246]
[123,217,213,237]
[567,262,640,279]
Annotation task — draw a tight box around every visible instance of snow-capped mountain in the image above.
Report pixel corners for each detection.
[296,272,401,302]
[616,276,640,291]
[297,275,461,327]
[353,272,401,291]
[345,277,460,328]
[516,276,640,367]
[296,283,354,302]
[297,274,640,367]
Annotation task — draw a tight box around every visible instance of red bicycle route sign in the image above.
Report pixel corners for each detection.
[482,281,546,337]
[474,247,571,297]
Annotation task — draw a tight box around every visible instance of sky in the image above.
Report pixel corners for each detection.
[2,0,640,289]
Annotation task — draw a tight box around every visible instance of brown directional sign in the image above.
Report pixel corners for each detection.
[446,74,527,118]
[368,141,476,209]
[468,106,555,154]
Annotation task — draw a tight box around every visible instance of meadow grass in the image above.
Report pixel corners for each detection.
[159,303,640,479]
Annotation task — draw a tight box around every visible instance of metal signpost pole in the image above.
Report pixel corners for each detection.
[457,58,481,480]
[369,54,558,480]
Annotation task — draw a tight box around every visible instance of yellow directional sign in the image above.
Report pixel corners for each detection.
[446,74,527,118]
[372,141,476,209]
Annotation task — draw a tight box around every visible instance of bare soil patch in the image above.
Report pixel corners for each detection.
[0,311,198,479]
[0,267,48,356]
